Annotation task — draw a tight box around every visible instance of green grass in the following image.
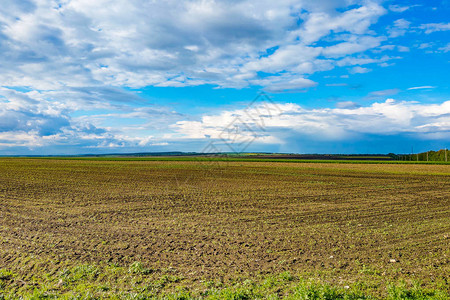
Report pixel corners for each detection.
[0,263,448,299]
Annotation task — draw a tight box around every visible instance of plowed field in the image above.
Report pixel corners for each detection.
[0,159,449,298]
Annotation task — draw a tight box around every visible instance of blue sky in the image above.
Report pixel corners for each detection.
[0,0,449,155]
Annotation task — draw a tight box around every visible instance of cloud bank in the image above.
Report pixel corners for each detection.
[0,87,181,153]
[0,0,392,92]
[172,99,450,152]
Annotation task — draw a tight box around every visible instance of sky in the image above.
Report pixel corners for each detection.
[0,0,449,155]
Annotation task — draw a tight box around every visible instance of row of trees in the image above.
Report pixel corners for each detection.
[391,149,448,162]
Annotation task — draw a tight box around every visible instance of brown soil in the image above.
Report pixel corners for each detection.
[0,159,449,288]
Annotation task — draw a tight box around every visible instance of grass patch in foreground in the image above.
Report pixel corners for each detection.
[0,264,448,299]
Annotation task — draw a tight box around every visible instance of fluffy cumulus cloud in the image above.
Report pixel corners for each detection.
[0,0,392,92]
[0,87,181,153]
[171,99,450,152]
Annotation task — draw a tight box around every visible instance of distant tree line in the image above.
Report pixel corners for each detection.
[390,149,449,162]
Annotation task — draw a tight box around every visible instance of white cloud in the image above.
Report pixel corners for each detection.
[367,89,400,97]
[0,0,391,92]
[172,100,450,146]
[252,76,318,93]
[295,2,386,44]
[419,23,450,34]
[242,44,324,74]
[379,62,394,67]
[336,101,360,109]
[397,46,410,52]
[336,55,392,66]
[0,87,182,150]
[387,19,411,37]
[377,45,396,51]
[350,66,371,74]
[407,86,436,90]
[322,36,385,58]
[388,5,414,13]
[438,43,450,53]
[417,43,432,49]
